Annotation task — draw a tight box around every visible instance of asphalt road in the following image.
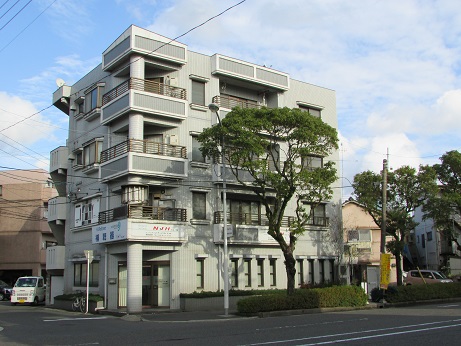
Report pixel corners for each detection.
[1,300,461,345]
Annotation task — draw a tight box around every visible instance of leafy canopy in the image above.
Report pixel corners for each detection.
[198,106,339,243]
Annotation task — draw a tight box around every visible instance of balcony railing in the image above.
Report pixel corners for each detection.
[99,205,187,224]
[213,212,329,227]
[100,139,187,163]
[102,77,187,106]
[212,95,261,110]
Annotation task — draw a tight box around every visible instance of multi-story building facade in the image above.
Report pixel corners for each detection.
[412,206,461,274]
[0,169,57,286]
[49,25,341,312]
[342,201,397,295]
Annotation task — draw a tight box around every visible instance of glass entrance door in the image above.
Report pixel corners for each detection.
[142,262,169,307]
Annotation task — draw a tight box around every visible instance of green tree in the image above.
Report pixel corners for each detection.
[198,107,339,295]
[423,150,461,254]
[352,165,435,285]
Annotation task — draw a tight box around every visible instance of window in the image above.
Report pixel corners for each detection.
[73,138,103,169]
[297,259,304,285]
[74,262,99,287]
[257,259,264,287]
[269,259,277,286]
[319,259,325,283]
[244,259,252,287]
[303,203,328,226]
[85,84,104,113]
[348,229,371,242]
[75,197,100,227]
[422,233,426,248]
[302,155,323,170]
[196,259,204,289]
[427,231,433,241]
[267,144,280,171]
[192,136,205,163]
[329,259,335,283]
[0,185,2,196]
[191,80,205,105]
[229,199,261,225]
[84,140,102,167]
[299,104,321,118]
[231,259,239,288]
[192,192,207,220]
[308,259,314,284]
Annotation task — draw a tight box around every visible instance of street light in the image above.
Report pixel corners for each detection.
[209,102,229,316]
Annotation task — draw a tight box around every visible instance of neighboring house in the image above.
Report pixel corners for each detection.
[48,25,341,312]
[412,206,461,274]
[342,201,397,295]
[0,169,57,286]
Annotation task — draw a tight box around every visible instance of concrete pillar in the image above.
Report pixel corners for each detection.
[129,54,144,141]
[127,242,142,313]
[130,55,145,79]
[129,113,144,140]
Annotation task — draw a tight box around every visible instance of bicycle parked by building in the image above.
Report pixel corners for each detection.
[72,291,86,313]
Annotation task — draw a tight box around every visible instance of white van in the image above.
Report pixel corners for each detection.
[11,276,46,305]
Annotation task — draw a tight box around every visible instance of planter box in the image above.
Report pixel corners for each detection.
[180,296,247,312]
[52,299,104,313]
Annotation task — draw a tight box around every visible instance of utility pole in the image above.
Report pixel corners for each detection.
[381,159,388,253]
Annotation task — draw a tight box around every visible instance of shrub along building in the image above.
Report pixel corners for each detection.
[48,25,341,313]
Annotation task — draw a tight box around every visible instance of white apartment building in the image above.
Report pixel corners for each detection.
[48,25,341,312]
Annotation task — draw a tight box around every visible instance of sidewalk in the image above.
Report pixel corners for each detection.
[99,303,380,322]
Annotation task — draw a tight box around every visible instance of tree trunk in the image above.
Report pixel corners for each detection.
[283,250,296,295]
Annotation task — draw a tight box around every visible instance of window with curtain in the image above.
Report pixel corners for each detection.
[191,80,205,105]
[192,192,207,219]
[192,136,205,162]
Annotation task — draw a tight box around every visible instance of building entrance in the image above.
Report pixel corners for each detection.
[142,262,170,307]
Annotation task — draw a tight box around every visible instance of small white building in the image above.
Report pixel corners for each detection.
[48,25,341,312]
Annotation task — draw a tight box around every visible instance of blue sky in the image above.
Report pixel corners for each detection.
[1,0,461,199]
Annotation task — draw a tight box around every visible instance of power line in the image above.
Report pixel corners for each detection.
[0,1,247,169]
[0,0,58,53]
[0,0,19,21]
[0,0,32,32]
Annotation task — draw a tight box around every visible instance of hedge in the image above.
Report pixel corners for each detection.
[180,289,285,298]
[237,285,367,314]
[373,282,461,303]
[54,293,104,302]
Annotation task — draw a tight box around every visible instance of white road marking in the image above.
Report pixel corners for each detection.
[437,304,460,308]
[243,319,461,346]
[43,316,109,322]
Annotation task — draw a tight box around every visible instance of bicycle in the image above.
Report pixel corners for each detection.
[71,291,86,313]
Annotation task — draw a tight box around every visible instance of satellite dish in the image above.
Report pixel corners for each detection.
[56,78,65,87]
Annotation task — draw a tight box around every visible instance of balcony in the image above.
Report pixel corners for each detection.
[101,78,188,124]
[99,205,187,224]
[211,95,261,110]
[49,146,69,197]
[46,246,65,270]
[100,139,187,181]
[102,26,187,71]
[211,54,289,91]
[48,197,67,224]
[213,211,329,228]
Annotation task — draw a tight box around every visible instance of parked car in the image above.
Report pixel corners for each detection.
[404,270,453,285]
[10,276,46,305]
[0,279,13,300]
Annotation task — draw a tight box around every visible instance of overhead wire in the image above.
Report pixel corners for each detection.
[0,0,58,53]
[0,0,32,31]
[0,0,247,170]
[0,0,19,21]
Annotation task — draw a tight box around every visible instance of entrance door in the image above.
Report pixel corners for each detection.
[157,264,170,307]
[142,262,170,307]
